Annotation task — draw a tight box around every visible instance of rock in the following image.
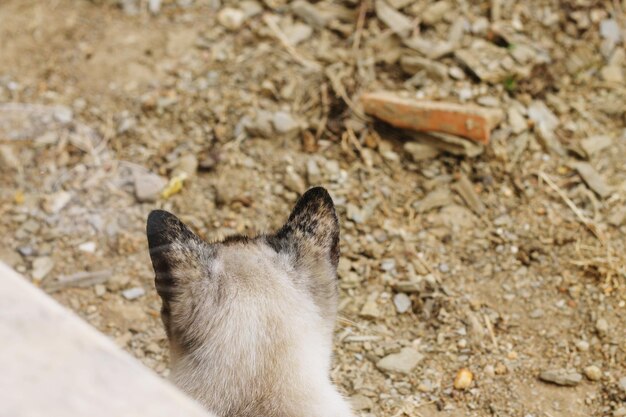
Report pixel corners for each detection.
[404,142,440,161]
[375,0,413,38]
[573,162,612,199]
[471,17,489,35]
[400,56,448,79]
[240,1,263,18]
[615,407,626,417]
[291,0,330,28]
[403,37,455,60]
[601,65,624,84]
[172,154,199,177]
[528,100,559,131]
[306,159,321,185]
[148,0,161,14]
[438,205,477,230]
[272,111,300,134]
[417,379,434,392]
[454,368,473,390]
[575,340,590,351]
[246,110,274,138]
[453,174,486,215]
[0,247,22,267]
[32,257,54,281]
[17,246,35,257]
[508,107,528,134]
[360,293,381,319]
[376,347,423,374]
[0,145,20,170]
[122,287,146,300]
[529,308,544,319]
[583,365,602,381]
[608,207,626,227]
[78,242,96,253]
[539,369,582,386]
[283,22,313,45]
[349,394,373,411]
[120,0,139,15]
[600,19,621,45]
[346,203,367,224]
[393,293,411,313]
[455,40,512,83]
[134,172,166,203]
[580,135,612,158]
[421,1,451,25]
[415,188,454,213]
[42,191,72,214]
[284,167,305,194]
[217,8,246,30]
[94,284,106,297]
[448,66,465,80]
[361,92,503,144]
[528,100,565,155]
[53,106,73,124]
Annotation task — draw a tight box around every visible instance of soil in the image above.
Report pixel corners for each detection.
[1,0,625,416]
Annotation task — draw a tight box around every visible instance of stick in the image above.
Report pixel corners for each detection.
[352,0,368,52]
[262,14,321,71]
[538,172,605,244]
[483,313,498,350]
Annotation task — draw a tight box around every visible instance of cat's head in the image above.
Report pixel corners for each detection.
[145,187,340,359]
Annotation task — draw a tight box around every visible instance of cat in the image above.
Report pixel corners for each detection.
[146,187,355,417]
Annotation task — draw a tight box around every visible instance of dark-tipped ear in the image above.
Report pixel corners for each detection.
[146,210,208,303]
[270,187,340,267]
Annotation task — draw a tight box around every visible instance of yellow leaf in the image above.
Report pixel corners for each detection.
[161,173,188,199]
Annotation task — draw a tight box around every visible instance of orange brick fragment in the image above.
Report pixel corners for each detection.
[361,91,504,144]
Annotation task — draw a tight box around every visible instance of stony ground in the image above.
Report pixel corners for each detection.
[1,0,625,416]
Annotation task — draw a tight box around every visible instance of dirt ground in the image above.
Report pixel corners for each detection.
[1,0,625,416]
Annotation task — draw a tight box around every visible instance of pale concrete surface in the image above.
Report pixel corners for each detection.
[0,262,213,417]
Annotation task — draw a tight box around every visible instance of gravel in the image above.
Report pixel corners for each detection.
[539,369,583,386]
[122,287,146,301]
[376,347,423,375]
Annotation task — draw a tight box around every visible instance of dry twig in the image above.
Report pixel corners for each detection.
[538,172,606,244]
[262,14,321,71]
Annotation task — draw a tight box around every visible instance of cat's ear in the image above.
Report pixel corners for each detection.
[270,187,340,268]
[146,210,210,303]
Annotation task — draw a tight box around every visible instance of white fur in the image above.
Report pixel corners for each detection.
[168,244,355,417]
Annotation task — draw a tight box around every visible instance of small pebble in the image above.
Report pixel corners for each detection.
[32,256,54,281]
[18,246,35,257]
[217,7,245,30]
[454,368,473,390]
[122,287,146,300]
[596,318,608,335]
[539,369,582,386]
[78,241,96,253]
[575,340,590,351]
[393,293,412,314]
[583,365,602,381]
[376,347,423,375]
[94,284,106,297]
[272,111,299,134]
[449,66,466,80]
